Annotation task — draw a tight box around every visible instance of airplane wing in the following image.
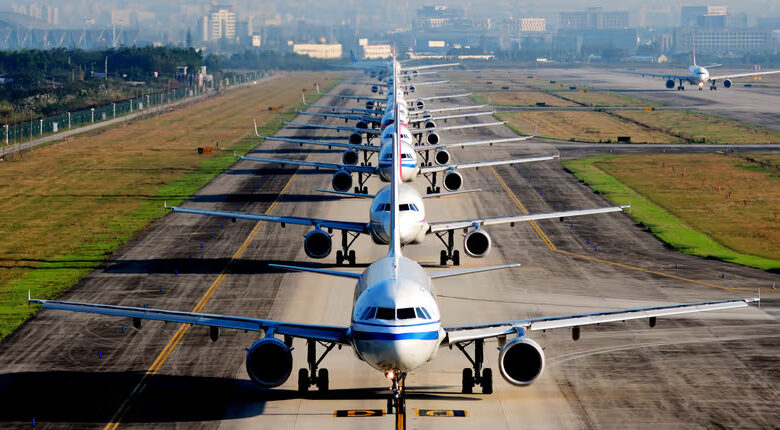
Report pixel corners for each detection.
[420,155,557,175]
[402,80,449,86]
[408,111,495,124]
[416,136,535,151]
[442,297,758,345]
[167,206,370,234]
[709,70,780,80]
[308,105,384,115]
[428,205,628,233]
[613,70,693,81]
[412,121,506,135]
[259,136,380,152]
[321,94,385,103]
[416,93,471,101]
[411,105,488,115]
[285,122,382,135]
[297,111,378,124]
[29,297,351,344]
[239,155,377,174]
[401,63,460,71]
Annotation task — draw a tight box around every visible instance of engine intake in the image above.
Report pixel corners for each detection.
[424,120,436,129]
[723,79,732,88]
[349,132,362,145]
[443,171,463,192]
[371,85,379,93]
[416,100,425,110]
[342,150,359,165]
[331,170,353,192]
[356,120,368,130]
[365,101,374,110]
[665,79,675,89]
[498,337,545,386]
[434,149,450,165]
[426,132,440,145]
[245,337,293,387]
[408,85,416,93]
[304,229,332,259]
[463,229,491,257]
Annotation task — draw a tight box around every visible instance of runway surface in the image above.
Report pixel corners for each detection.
[0,73,778,429]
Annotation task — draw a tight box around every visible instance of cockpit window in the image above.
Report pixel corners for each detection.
[375,307,395,320]
[415,308,427,319]
[360,307,376,320]
[397,308,416,319]
[401,153,412,159]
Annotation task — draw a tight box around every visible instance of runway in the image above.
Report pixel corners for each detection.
[0,73,778,429]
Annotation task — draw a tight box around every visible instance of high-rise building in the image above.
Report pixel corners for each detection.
[560,8,627,30]
[200,16,209,41]
[520,18,546,33]
[209,7,236,40]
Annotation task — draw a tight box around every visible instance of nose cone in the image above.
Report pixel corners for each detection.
[355,338,437,372]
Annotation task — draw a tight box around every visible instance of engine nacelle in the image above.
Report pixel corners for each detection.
[434,149,450,165]
[365,101,374,110]
[424,120,436,129]
[408,85,416,93]
[356,120,369,130]
[245,337,293,387]
[463,229,491,257]
[342,149,359,165]
[416,100,425,110]
[442,171,463,192]
[498,336,545,386]
[349,132,362,145]
[331,170,353,192]
[426,132,440,145]
[412,70,419,78]
[723,79,732,88]
[665,79,675,89]
[304,228,332,259]
[371,85,379,93]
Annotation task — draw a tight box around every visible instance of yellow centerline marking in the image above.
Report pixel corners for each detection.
[104,166,301,430]
[490,167,777,296]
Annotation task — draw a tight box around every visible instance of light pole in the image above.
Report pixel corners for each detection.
[67,112,71,129]
[91,108,95,123]
[113,102,116,118]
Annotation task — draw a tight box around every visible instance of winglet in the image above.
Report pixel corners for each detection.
[253,118,261,137]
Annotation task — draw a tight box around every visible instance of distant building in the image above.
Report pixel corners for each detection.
[520,18,546,33]
[361,43,392,59]
[111,10,132,27]
[757,17,780,30]
[293,43,342,59]
[681,6,707,27]
[209,7,236,40]
[200,16,209,41]
[675,28,772,53]
[252,35,262,47]
[560,8,628,30]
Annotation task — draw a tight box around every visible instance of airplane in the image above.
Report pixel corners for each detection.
[28,68,759,421]
[615,42,780,91]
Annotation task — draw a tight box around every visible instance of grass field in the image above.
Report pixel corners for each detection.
[469,92,577,107]
[498,111,680,143]
[557,91,662,107]
[613,110,780,144]
[564,154,780,270]
[0,72,341,338]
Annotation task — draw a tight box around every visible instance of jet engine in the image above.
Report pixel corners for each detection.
[356,120,369,130]
[665,79,675,89]
[349,132,362,145]
[408,85,416,93]
[245,337,293,387]
[331,170,353,192]
[365,101,374,110]
[371,85,379,94]
[424,120,436,129]
[463,229,491,257]
[434,149,450,165]
[442,171,463,192]
[304,229,332,259]
[498,336,545,386]
[412,70,419,78]
[723,79,732,88]
[426,132,440,145]
[416,100,425,110]
[342,149,359,165]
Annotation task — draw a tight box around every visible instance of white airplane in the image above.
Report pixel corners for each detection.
[615,44,780,91]
[28,73,759,419]
[247,122,542,195]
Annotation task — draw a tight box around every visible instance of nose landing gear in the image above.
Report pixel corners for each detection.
[386,371,407,429]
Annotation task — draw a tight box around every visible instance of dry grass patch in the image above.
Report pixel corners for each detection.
[499,111,679,143]
[561,91,661,107]
[471,91,577,107]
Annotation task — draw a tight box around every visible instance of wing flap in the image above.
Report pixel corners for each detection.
[420,155,556,174]
[429,205,627,233]
[240,155,376,174]
[167,206,369,233]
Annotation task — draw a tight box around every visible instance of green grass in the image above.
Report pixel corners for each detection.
[0,76,340,338]
[563,155,780,271]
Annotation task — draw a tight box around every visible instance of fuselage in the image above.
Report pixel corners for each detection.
[368,183,428,245]
[688,65,710,85]
[350,255,443,372]
[377,125,419,182]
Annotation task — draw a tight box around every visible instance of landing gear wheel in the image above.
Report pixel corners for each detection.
[317,369,329,391]
[348,250,356,265]
[481,368,493,394]
[361,186,368,194]
[336,251,344,265]
[440,250,448,266]
[387,397,394,414]
[298,368,309,393]
[354,186,362,193]
[462,368,474,394]
[435,186,441,193]
[426,186,432,194]
[452,250,461,266]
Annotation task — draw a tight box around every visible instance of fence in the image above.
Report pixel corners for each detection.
[2,70,263,146]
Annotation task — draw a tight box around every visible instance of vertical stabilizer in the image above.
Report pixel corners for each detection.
[388,56,402,272]
[692,35,697,66]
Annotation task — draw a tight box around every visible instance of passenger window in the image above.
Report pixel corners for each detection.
[397,308,416,319]
[376,307,395,320]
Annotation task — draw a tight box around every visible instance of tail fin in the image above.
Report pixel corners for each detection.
[388,56,402,270]
[692,35,697,66]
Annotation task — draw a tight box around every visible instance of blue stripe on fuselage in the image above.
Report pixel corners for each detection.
[353,330,439,340]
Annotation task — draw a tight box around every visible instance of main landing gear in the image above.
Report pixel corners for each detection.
[424,171,441,194]
[336,230,359,265]
[455,339,493,394]
[297,339,337,392]
[435,230,460,266]
[353,172,370,195]
[677,80,685,91]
